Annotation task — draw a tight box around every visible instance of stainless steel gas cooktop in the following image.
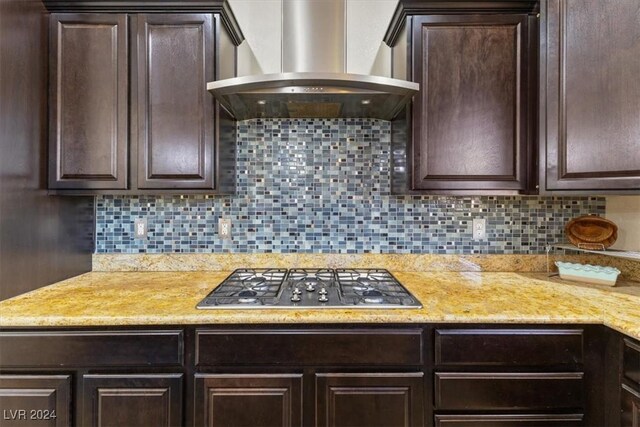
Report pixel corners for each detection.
[196,268,422,309]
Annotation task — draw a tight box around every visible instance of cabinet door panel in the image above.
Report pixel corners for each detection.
[0,375,71,427]
[49,13,128,190]
[622,385,640,427]
[543,0,640,191]
[137,14,215,189]
[316,373,424,427]
[194,374,303,427]
[411,14,531,191]
[82,374,182,427]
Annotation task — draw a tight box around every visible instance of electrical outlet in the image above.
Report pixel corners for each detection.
[218,218,231,240]
[134,218,147,239]
[472,218,486,240]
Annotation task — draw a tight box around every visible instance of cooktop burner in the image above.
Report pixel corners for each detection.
[198,268,287,307]
[196,268,421,309]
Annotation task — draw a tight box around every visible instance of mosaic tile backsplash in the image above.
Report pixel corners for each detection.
[96,119,605,254]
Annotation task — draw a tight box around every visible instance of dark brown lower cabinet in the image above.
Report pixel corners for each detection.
[0,325,635,427]
[316,373,424,427]
[194,374,303,427]
[0,375,71,426]
[82,374,183,427]
[434,414,584,427]
[622,385,640,427]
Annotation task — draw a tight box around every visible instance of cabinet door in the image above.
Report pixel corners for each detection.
[411,15,532,192]
[81,374,182,427]
[542,0,640,192]
[49,13,128,190]
[136,14,216,189]
[194,374,303,427]
[622,385,640,427]
[0,375,71,427]
[316,373,424,427]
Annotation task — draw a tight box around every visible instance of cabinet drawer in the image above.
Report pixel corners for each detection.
[623,338,640,387]
[0,330,183,367]
[196,329,423,366]
[435,329,583,367]
[435,372,584,410]
[434,414,584,426]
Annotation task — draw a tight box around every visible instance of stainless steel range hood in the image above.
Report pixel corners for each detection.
[207,0,419,120]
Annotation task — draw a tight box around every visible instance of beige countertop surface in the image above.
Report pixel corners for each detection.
[0,271,638,340]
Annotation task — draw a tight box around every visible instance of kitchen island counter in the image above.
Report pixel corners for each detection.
[0,271,638,339]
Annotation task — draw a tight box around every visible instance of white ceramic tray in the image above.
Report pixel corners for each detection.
[555,261,621,286]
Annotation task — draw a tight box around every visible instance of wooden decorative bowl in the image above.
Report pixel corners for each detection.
[565,215,618,250]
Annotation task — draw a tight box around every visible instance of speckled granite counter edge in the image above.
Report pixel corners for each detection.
[93,253,640,281]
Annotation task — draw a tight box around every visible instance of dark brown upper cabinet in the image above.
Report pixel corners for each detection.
[49,13,128,190]
[540,0,640,194]
[385,1,538,195]
[47,2,242,195]
[136,14,215,190]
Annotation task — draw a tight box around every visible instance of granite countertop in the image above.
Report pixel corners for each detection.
[0,271,638,340]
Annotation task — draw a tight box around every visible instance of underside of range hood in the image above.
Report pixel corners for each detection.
[207,0,419,120]
[207,72,419,121]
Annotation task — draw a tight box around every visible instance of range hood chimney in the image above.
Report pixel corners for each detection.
[207,0,419,120]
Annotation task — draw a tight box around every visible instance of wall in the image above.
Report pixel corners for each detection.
[607,196,640,251]
[96,119,605,254]
[0,0,94,300]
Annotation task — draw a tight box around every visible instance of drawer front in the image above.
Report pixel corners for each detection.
[0,330,183,367]
[435,372,584,410]
[624,338,640,387]
[435,329,583,367]
[434,414,584,426]
[196,329,423,366]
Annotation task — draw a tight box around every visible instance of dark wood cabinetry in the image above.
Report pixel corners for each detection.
[540,0,640,193]
[622,337,640,427]
[622,385,640,427]
[47,2,242,195]
[136,14,216,190]
[385,1,538,195]
[0,324,631,427]
[194,374,303,427]
[409,14,534,192]
[433,327,591,426]
[316,373,424,427]
[49,13,128,190]
[82,374,183,426]
[0,375,71,426]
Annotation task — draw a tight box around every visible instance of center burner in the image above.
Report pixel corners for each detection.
[196,268,422,309]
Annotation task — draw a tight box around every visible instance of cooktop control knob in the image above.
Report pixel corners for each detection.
[319,288,328,295]
[292,288,302,295]
[291,294,301,302]
[306,284,315,292]
[318,294,329,303]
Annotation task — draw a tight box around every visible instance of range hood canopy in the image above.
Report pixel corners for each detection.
[207,0,419,120]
